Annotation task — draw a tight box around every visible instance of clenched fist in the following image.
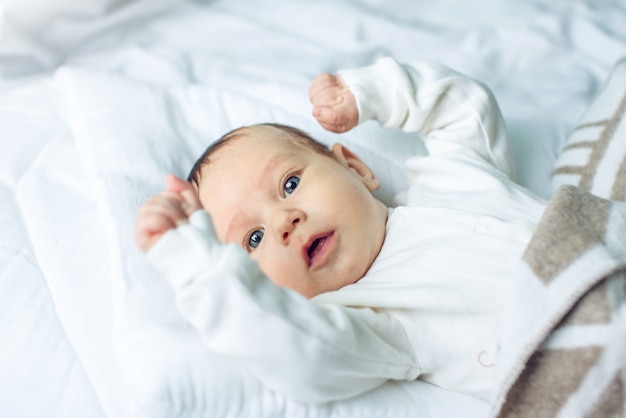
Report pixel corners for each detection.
[134,174,203,252]
[309,73,358,133]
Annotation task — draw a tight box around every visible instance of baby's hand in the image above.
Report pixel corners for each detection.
[309,73,358,133]
[134,174,203,253]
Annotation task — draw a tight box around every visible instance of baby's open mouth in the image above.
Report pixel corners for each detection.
[305,232,335,267]
[307,237,324,259]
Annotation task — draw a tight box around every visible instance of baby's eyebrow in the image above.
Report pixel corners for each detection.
[260,151,300,181]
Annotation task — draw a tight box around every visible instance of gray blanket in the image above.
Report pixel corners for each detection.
[491,185,626,417]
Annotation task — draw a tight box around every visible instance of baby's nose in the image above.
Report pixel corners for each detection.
[274,209,305,242]
[282,217,300,239]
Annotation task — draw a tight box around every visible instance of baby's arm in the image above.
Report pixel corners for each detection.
[312,57,513,177]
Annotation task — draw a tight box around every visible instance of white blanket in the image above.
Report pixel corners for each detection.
[2,1,626,416]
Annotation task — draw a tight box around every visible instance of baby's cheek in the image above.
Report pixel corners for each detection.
[265,258,311,295]
[255,251,288,283]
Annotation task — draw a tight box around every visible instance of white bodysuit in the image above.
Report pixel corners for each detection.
[148,57,546,403]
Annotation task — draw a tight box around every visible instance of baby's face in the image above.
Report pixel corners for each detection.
[195,127,387,298]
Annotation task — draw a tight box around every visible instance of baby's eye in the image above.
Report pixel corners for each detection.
[247,229,264,250]
[283,175,300,196]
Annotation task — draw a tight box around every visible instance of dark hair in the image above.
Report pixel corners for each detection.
[187,123,334,187]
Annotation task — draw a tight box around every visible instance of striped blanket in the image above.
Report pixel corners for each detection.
[552,58,626,200]
[490,187,626,417]
[492,57,626,418]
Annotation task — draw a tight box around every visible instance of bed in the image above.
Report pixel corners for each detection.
[1,1,625,417]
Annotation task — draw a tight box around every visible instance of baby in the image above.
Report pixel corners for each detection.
[135,57,546,403]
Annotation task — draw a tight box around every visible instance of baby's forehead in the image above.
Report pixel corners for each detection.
[196,129,310,201]
[220,127,311,156]
[199,130,308,178]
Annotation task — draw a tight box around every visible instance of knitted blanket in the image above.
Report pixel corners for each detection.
[491,185,626,417]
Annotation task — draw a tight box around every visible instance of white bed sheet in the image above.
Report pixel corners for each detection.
[1,1,625,417]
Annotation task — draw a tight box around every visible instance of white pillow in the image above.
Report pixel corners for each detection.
[552,58,626,200]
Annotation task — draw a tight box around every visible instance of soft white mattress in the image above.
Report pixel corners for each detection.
[1,1,625,417]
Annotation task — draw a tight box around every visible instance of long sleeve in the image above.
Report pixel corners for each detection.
[339,57,513,178]
[147,210,420,403]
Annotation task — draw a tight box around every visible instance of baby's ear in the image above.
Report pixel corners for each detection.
[331,143,380,192]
